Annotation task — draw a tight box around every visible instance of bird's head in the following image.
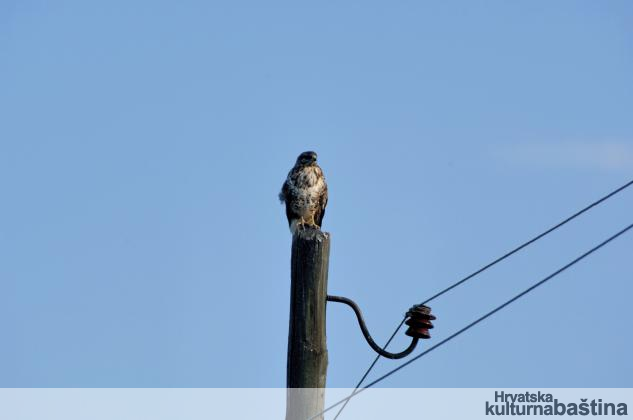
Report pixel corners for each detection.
[295,151,318,167]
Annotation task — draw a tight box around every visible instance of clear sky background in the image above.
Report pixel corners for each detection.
[1,1,632,389]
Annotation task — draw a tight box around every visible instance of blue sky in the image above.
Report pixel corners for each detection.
[1,1,632,388]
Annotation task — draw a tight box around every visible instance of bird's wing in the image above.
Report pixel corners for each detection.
[279,179,290,203]
[285,200,296,227]
[314,184,328,228]
[280,179,297,227]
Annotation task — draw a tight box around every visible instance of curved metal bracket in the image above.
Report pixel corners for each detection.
[327,295,418,359]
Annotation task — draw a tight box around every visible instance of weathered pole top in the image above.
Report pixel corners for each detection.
[293,226,329,242]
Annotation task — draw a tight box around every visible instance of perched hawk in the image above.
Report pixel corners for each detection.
[279,151,328,234]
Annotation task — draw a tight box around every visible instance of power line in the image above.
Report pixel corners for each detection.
[315,221,633,420]
[332,178,633,420]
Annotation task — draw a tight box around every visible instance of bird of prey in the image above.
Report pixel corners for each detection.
[279,151,328,234]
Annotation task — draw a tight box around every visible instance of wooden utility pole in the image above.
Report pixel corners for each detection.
[286,227,330,420]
